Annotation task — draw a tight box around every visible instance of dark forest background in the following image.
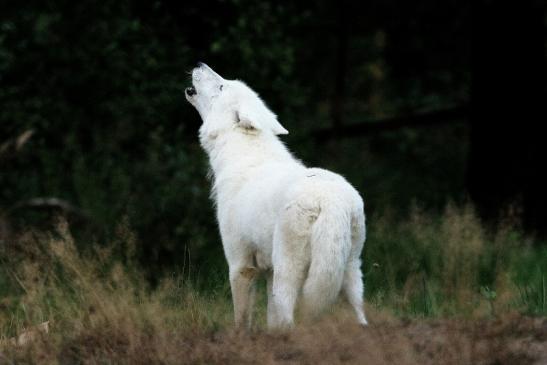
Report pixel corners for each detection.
[1,0,545,277]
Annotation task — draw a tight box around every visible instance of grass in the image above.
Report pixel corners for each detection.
[0,205,546,363]
[364,203,547,317]
[0,219,234,363]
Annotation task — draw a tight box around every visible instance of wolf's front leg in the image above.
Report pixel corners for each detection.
[229,265,258,329]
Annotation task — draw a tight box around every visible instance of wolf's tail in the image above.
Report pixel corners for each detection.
[301,201,352,317]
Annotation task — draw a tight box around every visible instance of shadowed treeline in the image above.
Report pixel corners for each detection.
[1,0,545,275]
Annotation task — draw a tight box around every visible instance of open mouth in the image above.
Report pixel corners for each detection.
[185,86,196,97]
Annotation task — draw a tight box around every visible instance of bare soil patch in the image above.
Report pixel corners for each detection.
[180,314,546,365]
[3,314,546,364]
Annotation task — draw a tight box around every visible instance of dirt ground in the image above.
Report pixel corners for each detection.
[3,313,546,364]
[181,314,547,365]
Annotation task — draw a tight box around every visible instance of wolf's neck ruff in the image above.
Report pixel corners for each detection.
[206,130,298,200]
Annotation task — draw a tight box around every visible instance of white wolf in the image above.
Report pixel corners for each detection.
[185,63,368,329]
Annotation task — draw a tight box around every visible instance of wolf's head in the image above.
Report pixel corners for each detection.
[185,63,288,141]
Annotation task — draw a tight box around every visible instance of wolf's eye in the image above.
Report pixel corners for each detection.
[219,85,224,91]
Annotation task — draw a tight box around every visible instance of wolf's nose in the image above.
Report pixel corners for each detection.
[185,86,196,96]
[197,61,205,68]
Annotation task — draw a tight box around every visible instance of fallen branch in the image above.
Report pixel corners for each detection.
[312,105,469,141]
[6,197,90,222]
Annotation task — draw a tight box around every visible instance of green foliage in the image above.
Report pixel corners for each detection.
[0,0,476,278]
[512,249,547,315]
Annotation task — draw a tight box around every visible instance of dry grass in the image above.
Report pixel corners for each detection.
[0,206,545,364]
[0,218,233,363]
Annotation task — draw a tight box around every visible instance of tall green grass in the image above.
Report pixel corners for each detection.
[364,203,547,317]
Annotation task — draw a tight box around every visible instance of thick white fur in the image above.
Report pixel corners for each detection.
[186,63,368,329]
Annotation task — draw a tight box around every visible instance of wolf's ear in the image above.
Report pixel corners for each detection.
[235,98,288,135]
